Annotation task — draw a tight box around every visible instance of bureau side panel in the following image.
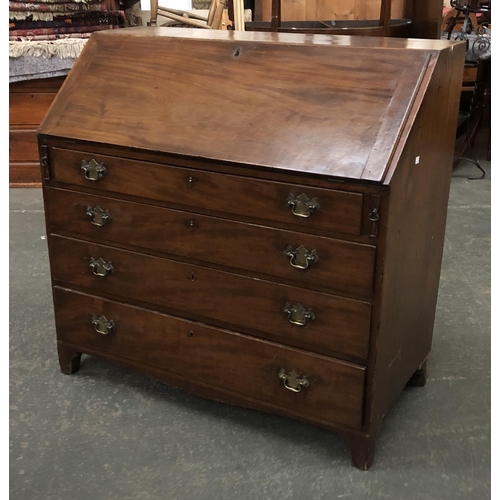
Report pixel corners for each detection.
[366,44,465,431]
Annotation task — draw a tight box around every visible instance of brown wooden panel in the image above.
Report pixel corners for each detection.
[53,287,366,429]
[9,93,57,126]
[259,0,405,22]
[409,0,443,39]
[9,130,39,162]
[9,162,42,187]
[463,65,478,83]
[39,30,435,182]
[365,43,466,432]
[316,0,377,20]
[44,187,376,297]
[10,76,65,93]
[391,0,405,17]
[49,148,365,236]
[49,235,372,361]
[9,77,63,187]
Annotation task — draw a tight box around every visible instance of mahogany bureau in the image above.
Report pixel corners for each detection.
[37,28,465,470]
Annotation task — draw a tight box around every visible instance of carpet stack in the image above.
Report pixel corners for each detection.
[9,0,125,58]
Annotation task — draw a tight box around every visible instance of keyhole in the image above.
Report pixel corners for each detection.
[190,272,195,281]
[234,48,241,57]
[189,331,194,339]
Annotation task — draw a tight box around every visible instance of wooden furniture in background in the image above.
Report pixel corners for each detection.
[254,0,404,23]
[9,76,64,187]
[149,6,212,28]
[233,0,246,30]
[148,0,232,29]
[38,28,465,469]
[454,58,491,168]
[252,0,443,38]
[440,1,491,168]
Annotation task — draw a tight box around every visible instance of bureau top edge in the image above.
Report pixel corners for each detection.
[95,27,465,52]
[37,135,389,192]
[36,30,451,184]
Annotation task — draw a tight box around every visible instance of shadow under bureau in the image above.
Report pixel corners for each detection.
[38,28,465,470]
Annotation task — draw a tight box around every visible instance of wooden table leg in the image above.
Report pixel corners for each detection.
[343,432,378,471]
[58,343,82,375]
[407,358,429,387]
[148,0,158,26]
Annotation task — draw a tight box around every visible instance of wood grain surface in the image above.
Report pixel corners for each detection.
[10,76,64,187]
[257,0,406,23]
[44,187,376,298]
[37,31,466,470]
[53,287,366,430]
[49,147,365,236]
[9,130,39,162]
[364,42,466,432]
[49,235,372,361]
[39,29,441,182]
[10,93,58,127]
[9,163,42,187]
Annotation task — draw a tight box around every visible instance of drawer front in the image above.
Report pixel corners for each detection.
[50,235,372,361]
[54,287,366,430]
[45,187,376,297]
[49,148,364,236]
[9,93,57,126]
[10,162,43,187]
[10,130,39,162]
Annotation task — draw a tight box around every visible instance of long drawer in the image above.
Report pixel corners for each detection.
[53,287,366,430]
[44,187,376,297]
[10,130,39,163]
[49,235,372,361]
[49,148,364,236]
[9,92,57,126]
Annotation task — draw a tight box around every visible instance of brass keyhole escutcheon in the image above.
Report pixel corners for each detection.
[278,369,309,392]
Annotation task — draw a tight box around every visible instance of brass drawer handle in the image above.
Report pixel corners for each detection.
[278,369,309,393]
[81,159,107,181]
[283,303,315,326]
[286,193,320,218]
[89,257,113,277]
[284,245,319,270]
[86,206,111,227]
[92,315,115,335]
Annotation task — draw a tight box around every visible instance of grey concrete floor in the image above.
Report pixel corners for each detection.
[10,135,490,499]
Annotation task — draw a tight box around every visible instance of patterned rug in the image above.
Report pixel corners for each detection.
[9,0,128,84]
[9,0,124,56]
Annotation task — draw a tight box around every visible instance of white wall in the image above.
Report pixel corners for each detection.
[140,0,192,11]
[140,0,194,26]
